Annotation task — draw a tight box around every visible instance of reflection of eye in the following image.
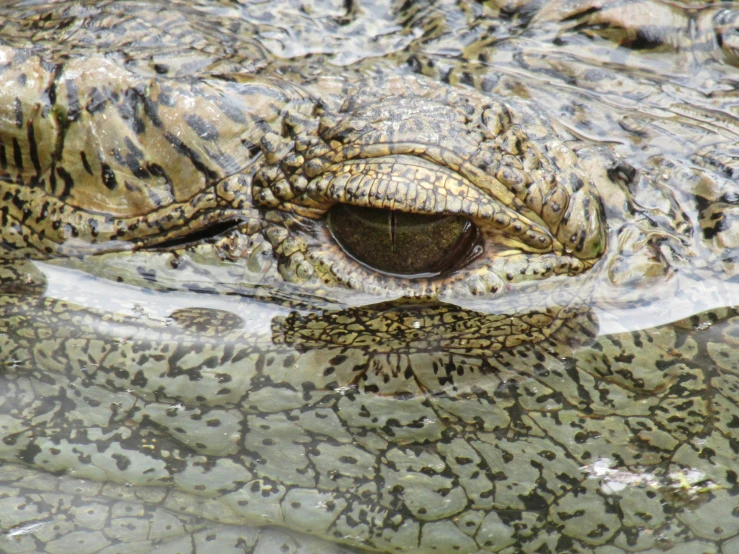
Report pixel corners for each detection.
[327,204,483,278]
[573,22,663,50]
[715,10,739,66]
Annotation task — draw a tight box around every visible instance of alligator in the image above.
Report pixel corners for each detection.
[0,1,737,553]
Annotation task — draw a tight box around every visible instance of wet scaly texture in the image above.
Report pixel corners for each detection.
[0,1,738,553]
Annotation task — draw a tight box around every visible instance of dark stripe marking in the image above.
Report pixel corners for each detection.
[49,162,57,194]
[14,98,22,128]
[214,98,248,125]
[157,87,177,107]
[44,80,57,107]
[0,143,6,170]
[185,114,219,141]
[147,188,163,208]
[80,151,93,175]
[164,131,218,181]
[126,152,150,179]
[65,79,81,122]
[143,96,163,128]
[115,87,146,135]
[86,87,107,115]
[55,166,74,200]
[124,136,144,160]
[27,122,41,177]
[102,163,118,190]
[148,163,174,198]
[12,138,23,173]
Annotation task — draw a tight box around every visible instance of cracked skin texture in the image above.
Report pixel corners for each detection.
[0,1,738,553]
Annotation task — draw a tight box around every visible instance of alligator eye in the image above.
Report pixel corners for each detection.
[327,204,482,277]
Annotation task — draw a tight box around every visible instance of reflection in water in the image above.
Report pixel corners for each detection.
[0,259,737,553]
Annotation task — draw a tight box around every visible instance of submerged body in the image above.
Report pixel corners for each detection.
[0,1,738,553]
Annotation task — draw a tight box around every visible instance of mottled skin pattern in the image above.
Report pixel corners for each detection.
[0,1,738,553]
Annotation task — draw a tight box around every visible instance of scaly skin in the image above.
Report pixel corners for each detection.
[0,1,738,553]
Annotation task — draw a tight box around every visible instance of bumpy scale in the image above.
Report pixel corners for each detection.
[0,1,737,554]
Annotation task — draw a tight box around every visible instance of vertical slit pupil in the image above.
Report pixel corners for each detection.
[327,204,482,277]
[391,210,397,253]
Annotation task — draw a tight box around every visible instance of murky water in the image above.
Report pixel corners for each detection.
[1,1,738,553]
